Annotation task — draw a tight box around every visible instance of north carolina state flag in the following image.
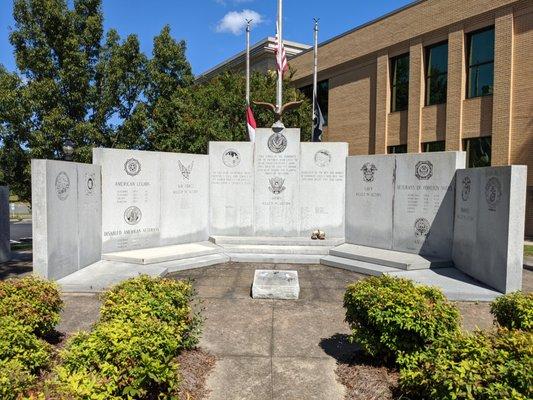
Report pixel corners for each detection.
[246,106,256,142]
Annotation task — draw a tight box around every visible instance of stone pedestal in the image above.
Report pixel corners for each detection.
[0,186,9,263]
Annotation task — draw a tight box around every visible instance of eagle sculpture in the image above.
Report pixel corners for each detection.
[252,100,303,123]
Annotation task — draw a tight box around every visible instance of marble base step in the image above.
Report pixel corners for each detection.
[329,243,452,270]
[321,255,402,276]
[209,236,344,247]
[58,253,230,292]
[220,244,330,255]
[102,241,222,265]
[227,253,322,264]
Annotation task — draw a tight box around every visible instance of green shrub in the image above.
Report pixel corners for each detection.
[491,291,532,331]
[398,328,533,400]
[0,359,36,400]
[343,275,460,361]
[54,317,182,399]
[100,275,202,349]
[0,275,63,336]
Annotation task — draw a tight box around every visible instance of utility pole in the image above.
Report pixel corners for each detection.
[246,19,252,106]
[312,18,319,127]
[276,0,283,113]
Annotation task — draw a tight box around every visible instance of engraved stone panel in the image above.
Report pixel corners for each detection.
[0,186,9,263]
[209,142,254,236]
[299,142,348,238]
[392,152,465,259]
[253,128,300,236]
[77,164,102,268]
[345,155,395,248]
[453,166,527,293]
[160,152,209,244]
[93,148,161,253]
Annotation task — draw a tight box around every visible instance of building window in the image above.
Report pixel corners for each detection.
[463,137,491,167]
[422,140,446,152]
[425,42,448,105]
[390,53,409,112]
[467,27,495,98]
[388,144,407,154]
[299,80,329,125]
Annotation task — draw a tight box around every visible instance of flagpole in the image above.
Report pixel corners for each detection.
[245,19,251,106]
[276,0,283,114]
[312,18,319,129]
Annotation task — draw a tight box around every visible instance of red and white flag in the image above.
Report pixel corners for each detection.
[275,21,288,76]
[246,106,256,142]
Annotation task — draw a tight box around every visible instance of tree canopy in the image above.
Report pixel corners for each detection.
[0,0,311,202]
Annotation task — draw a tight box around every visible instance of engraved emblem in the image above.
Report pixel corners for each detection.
[461,176,471,201]
[55,172,70,201]
[267,132,287,153]
[415,161,433,180]
[124,158,141,176]
[314,150,331,167]
[178,160,194,180]
[414,217,430,237]
[222,149,241,167]
[124,206,142,225]
[85,172,95,196]
[485,177,502,211]
[268,177,286,195]
[361,162,377,182]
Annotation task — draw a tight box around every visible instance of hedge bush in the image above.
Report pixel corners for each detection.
[0,317,52,399]
[490,291,532,331]
[100,275,202,349]
[53,317,183,398]
[0,275,63,336]
[343,275,460,361]
[398,328,533,400]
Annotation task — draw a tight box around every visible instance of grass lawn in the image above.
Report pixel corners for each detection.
[525,245,533,257]
[11,243,33,251]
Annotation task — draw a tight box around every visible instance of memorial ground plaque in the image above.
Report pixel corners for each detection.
[160,152,209,245]
[393,152,465,259]
[209,142,254,236]
[254,128,300,236]
[93,148,161,253]
[299,142,347,237]
[453,166,526,293]
[345,155,395,248]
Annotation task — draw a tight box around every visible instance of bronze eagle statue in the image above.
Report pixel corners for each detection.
[252,100,303,123]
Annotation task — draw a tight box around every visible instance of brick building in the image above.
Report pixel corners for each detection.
[289,0,533,236]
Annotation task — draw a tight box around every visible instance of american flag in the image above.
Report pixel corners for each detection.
[274,21,288,76]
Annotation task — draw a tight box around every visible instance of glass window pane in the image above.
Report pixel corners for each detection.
[388,144,407,154]
[468,62,494,97]
[423,141,446,152]
[469,28,495,66]
[464,137,491,168]
[427,43,448,75]
[391,54,409,112]
[427,73,447,105]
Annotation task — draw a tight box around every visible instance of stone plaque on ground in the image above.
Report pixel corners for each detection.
[453,166,526,293]
[393,152,465,259]
[345,155,395,248]
[32,160,102,280]
[0,186,9,263]
[209,142,254,236]
[299,142,348,238]
[160,152,209,245]
[93,148,161,253]
[253,128,300,236]
[252,269,299,299]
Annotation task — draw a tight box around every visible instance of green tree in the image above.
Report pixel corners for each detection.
[150,70,312,154]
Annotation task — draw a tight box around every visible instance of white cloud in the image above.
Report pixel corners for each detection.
[216,9,263,35]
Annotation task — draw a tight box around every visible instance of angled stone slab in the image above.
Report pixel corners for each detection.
[209,235,344,246]
[219,244,331,255]
[299,142,348,237]
[329,243,451,270]
[453,166,527,293]
[209,142,254,236]
[0,186,9,263]
[252,269,300,299]
[321,255,402,276]
[102,241,222,265]
[229,253,322,264]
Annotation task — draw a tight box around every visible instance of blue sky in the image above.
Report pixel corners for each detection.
[0,0,413,76]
